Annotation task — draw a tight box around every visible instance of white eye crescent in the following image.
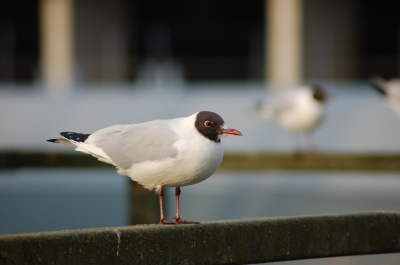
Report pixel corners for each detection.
[204,121,212,127]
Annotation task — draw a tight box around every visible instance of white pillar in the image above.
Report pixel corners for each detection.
[40,0,74,94]
[265,0,303,88]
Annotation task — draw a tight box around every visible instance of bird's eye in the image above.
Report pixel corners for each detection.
[204,121,212,127]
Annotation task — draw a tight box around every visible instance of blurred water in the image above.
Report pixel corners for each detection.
[2,169,398,233]
[0,169,128,234]
[0,168,399,264]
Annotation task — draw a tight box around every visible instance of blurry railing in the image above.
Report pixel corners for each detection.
[0,211,399,264]
[1,152,400,171]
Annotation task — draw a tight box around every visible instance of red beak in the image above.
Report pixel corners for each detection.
[219,128,242,136]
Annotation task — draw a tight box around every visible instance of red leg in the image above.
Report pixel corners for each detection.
[307,131,316,154]
[173,187,200,224]
[157,188,175,224]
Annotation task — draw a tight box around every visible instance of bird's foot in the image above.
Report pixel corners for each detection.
[159,218,199,225]
[159,219,177,225]
[173,217,200,225]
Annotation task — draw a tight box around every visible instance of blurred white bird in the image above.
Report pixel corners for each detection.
[369,76,400,116]
[256,84,329,154]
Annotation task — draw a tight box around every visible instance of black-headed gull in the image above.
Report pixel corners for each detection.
[370,76,400,116]
[47,111,242,224]
[256,84,328,153]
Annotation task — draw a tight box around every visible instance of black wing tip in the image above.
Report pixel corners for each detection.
[60,131,91,142]
[47,139,57,143]
[369,80,387,96]
[369,75,388,96]
[60,131,73,136]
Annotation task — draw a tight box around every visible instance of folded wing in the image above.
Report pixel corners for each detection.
[85,120,180,170]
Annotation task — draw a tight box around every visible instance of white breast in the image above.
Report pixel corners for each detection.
[279,96,324,131]
[123,114,224,191]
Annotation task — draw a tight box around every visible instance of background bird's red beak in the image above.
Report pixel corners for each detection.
[219,128,242,136]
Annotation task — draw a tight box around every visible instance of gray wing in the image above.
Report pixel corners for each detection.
[86,120,179,169]
[263,93,297,119]
[273,95,296,116]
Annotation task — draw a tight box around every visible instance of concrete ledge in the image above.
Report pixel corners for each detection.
[0,212,399,265]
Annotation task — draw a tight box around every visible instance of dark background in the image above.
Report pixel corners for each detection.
[0,0,399,81]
